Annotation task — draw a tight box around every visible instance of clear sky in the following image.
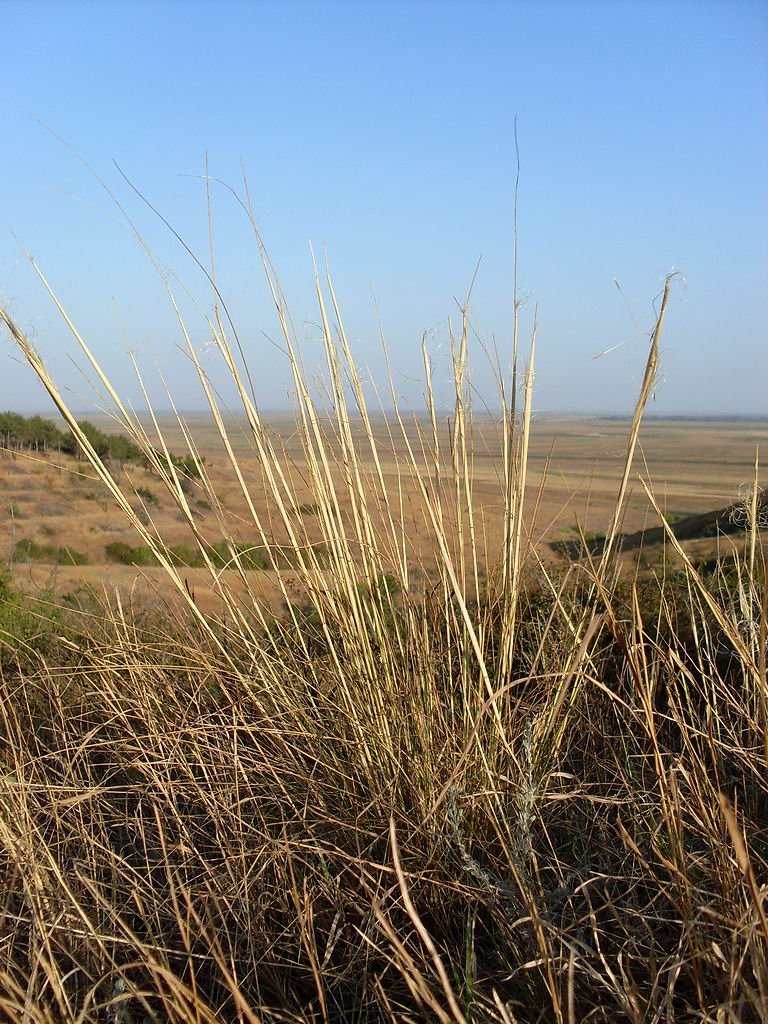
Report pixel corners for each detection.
[1,0,766,416]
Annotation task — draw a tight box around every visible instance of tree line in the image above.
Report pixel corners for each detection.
[0,411,202,478]
[0,411,145,461]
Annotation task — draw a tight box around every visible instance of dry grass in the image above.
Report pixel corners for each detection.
[0,233,766,1023]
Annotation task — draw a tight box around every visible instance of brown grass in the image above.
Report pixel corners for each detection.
[0,230,766,1024]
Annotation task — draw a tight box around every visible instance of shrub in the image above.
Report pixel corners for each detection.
[664,510,692,525]
[104,541,157,566]
[168,543,202,567]
[206,539,270,570]
[13,537,88,565]
[135,486,160,507]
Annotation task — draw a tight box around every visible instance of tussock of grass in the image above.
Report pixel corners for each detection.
[0,232,765,1024]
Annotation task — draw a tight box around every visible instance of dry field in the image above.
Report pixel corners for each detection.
[3,412,765,615]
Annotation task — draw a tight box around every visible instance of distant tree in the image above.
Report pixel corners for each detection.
[105,433,143,463]
[24,415,64,451]
[63,421,111,460]
[0,412,27,449]
[0,410,184,470]
[172,453,205,480]
[0,412,65,452]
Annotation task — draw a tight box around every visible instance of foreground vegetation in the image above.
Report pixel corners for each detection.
[1,252,766,1023]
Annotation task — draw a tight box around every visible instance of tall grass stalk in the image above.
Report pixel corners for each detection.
[0,218,765,1023]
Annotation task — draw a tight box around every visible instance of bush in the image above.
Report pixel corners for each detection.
[13,537,88,565]
[206,539,270,570]
[135,486,160,507]
[203,539,330,571]
[168,543,202,567]
[104,541,157,566]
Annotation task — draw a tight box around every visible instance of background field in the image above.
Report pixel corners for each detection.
[4,412,765,614]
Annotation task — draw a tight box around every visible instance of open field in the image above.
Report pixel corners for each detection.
[4,413,766,613]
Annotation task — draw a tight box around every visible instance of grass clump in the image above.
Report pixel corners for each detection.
[0,229,765,1024]
[0,567,81,669]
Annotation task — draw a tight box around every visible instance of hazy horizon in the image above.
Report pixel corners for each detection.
[2,0,766,418]
[7,407,768,424]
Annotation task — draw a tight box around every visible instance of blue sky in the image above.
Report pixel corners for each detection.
[1,0,766,415]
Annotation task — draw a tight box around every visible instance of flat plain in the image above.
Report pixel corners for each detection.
[3,413,765,615]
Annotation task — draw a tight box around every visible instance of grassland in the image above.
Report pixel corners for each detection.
[4,413,765,615]
[0,266,766,1024]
